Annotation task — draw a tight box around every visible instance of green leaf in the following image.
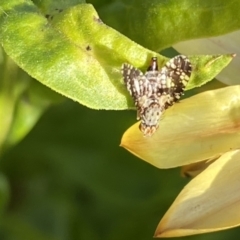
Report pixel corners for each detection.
[0,1,234,111]
[0,1,157,109]
[0,48,30,154]
[174,31,240,86]
[3,79,64,152]
[186,54,234,90]
[100,0,240,51]
[32,0,86,12]
[0,47,63,154]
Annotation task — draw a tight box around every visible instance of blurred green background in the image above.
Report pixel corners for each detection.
[1,0,240,239]
[1,96,240,239]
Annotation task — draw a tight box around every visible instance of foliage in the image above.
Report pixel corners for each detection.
[0,0,240,239]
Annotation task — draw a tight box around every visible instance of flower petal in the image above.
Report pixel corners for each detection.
[121,86,240,168]
[174,31,240,85]
[181,158,217,178]
[155,150,240,237]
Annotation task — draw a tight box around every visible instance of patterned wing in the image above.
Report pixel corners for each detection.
[141,55,192,136]
[156,55,192,105]
[121,56,192,137]
[122,63,151,120]
[122,63,146,101]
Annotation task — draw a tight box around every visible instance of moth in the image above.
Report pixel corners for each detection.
[122,55,192,137]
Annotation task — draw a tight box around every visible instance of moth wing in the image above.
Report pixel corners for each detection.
[122,63,152,120]
[157,55,192,101]
[122,63,150,99]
